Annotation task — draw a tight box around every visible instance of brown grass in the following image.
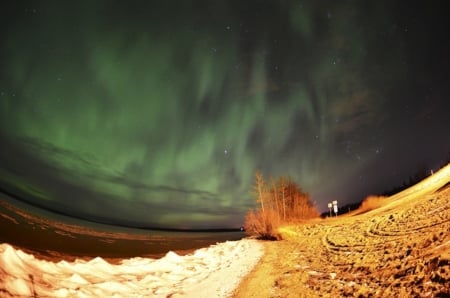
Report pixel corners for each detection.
[353,195,387,215]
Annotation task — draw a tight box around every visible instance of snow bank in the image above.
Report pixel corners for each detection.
[0,239,263,297]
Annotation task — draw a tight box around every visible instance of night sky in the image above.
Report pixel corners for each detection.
[1,1,449,229]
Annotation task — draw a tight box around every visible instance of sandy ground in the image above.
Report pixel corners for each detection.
[234,165,450,297]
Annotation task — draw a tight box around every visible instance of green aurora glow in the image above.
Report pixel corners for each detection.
[1,1,449,228]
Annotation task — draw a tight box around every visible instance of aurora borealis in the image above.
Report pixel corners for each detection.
[1,1,449,229]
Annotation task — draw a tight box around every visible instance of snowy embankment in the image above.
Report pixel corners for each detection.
[0,239,263,297]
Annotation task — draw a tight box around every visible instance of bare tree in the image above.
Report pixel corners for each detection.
[271,178,280,215]
[254,171,266,214]
[245,172,319,239]
[279,176,287,220]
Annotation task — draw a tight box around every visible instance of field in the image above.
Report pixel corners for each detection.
[234,165,450,297]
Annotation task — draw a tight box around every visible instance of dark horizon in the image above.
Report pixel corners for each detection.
[3,159,449,231]
[0,189,243,232]
[0,195,245,260]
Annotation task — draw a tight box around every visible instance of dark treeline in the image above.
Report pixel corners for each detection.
[381,166,430,196]
[320,202,361,218]
[382,154,450,196]
[322,154,450,218]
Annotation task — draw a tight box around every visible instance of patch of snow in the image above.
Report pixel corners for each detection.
[0,239,263,297]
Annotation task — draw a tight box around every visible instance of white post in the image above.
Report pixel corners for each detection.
[332,200,338,216]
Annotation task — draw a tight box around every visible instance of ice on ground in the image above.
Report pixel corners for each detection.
[0,239,263,297]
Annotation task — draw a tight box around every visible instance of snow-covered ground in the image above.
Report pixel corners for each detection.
[0,239,263,297]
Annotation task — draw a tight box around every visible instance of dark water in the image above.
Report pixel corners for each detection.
[0,194,245,261]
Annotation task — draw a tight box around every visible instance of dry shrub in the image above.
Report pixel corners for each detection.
[289,193,320,221]
[244,208,281,240]
[358,195,387,213]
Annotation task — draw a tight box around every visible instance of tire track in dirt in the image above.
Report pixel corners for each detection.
[316,187,450,297]
[261,171,450,297]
